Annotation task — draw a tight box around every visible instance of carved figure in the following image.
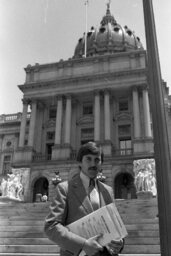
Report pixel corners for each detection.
[133,159,157,196]
[0,172,24,200]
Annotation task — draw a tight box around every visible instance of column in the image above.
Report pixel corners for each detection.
[94,90,100,142]
[64,95,71,145]
[18,99,28,147]
[132,87,141,138]
[142,88,152,137]
[104,90,111,141]
[0,135,3,151]
[55,96,63,145]
[28,100,37,147]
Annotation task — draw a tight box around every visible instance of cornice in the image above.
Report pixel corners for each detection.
[24,50,146,72]
[19,68,147,92]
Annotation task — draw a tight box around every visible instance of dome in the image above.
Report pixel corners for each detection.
[73,5,143,58]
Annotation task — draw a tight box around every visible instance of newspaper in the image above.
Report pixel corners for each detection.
[67,203,127,247]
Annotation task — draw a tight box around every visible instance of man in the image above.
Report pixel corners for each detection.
[44,142,124,256]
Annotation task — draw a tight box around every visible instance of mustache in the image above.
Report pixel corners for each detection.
[88,166,98,171]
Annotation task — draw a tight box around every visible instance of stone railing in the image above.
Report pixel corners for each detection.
[0,113,30,123]
[112,148,133,156]
[32,153,52,162]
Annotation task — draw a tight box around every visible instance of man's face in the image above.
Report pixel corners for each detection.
[80,154,102,179]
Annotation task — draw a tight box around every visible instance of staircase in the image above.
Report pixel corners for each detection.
[0,198,160,256]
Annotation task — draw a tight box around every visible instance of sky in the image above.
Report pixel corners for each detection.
[0,0,171,114]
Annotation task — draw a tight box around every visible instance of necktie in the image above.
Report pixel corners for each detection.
[88,179,100,211]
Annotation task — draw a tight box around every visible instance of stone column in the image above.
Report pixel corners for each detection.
[0,135,3,151]
[94,90,100,142]
[104,89,111,141]
[132,87,141,138]
[64,95,71,145]
[28,100,37,147]
[55,96,63,145]
[19,99,29,147]
[142,88,152,137]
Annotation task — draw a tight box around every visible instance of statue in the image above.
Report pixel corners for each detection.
[0,171,24,200]
[133,159,157,198]
[52,171,62,186]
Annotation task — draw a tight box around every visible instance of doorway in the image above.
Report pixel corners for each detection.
[32,177,49,202]
[114,172,136,199]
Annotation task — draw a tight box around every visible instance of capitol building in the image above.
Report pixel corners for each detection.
[0,4,171,203]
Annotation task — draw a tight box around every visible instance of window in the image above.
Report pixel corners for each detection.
[49,108,56,119]
[46,143,54,160]
[81,128,94,145]
[83,104,93,115]
[119,139,132,155]
[118,125,131,136]
[3,155,11,175]
[119,99,129,112]
[118,124,132,155]
[46,132,55,141]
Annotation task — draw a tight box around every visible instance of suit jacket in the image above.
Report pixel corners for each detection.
[44,174,121,256]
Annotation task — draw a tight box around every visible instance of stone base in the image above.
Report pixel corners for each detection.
[0,196,24,204]
[52,144,71,160]
[102,141,112,156]
[136,191,153,199]
[13,147,34,163]
[133,138,154,154]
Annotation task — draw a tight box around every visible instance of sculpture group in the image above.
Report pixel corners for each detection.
[133,159,157,196]
[0,170,24,200]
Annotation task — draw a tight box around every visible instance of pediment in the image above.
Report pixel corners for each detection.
[76,115,94,126]
[44,119,56,128]
[115,112,132,121]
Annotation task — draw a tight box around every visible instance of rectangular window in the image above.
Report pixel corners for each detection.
[119,139,132,155]
[46,143,54,160]
[83,104,93,115]
[49,108,56,119]
[81,128,94,145]
[3,155,11,175]
[46,132,55,141]
[118,125,131,136]
[119,99,129,112]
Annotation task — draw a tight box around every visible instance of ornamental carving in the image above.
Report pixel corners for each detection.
[76,116,94,126]
[114,112,132,122]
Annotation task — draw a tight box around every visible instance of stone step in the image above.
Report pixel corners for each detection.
[0,218,159,225]
[0,244,160,254]
[0,224,159,232]
[0,237,160,245]
[0,245,59,254]
[0,254,161,256]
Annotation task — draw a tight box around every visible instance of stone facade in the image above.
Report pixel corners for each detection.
[0,7,171,203]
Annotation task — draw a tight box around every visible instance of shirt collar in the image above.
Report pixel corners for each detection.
[80,171,97,191]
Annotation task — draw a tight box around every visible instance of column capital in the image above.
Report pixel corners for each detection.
[22,98,30,105]
[140,83,149,91]
[65,94,72,100]
[132,85,138,92]
[94,89,100,96]
[103,88,111,96]
[56,95,63,101]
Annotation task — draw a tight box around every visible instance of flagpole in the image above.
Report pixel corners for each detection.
[142,0,171,255]
[84,0,88,58]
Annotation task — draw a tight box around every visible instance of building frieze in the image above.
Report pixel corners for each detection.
[18,68,147,92]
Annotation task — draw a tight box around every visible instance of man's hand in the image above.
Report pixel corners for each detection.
[106,239,124,255]
[83,234,103,256]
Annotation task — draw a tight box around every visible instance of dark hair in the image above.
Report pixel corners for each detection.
[77,142,104,163]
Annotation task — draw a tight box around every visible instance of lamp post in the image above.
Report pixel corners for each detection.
[142,0,171,255]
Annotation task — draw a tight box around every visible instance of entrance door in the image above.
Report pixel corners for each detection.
[114,173,136,199]
[33,177,49,202]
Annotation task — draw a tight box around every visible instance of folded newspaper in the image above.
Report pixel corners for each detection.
[67,203,127,247]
